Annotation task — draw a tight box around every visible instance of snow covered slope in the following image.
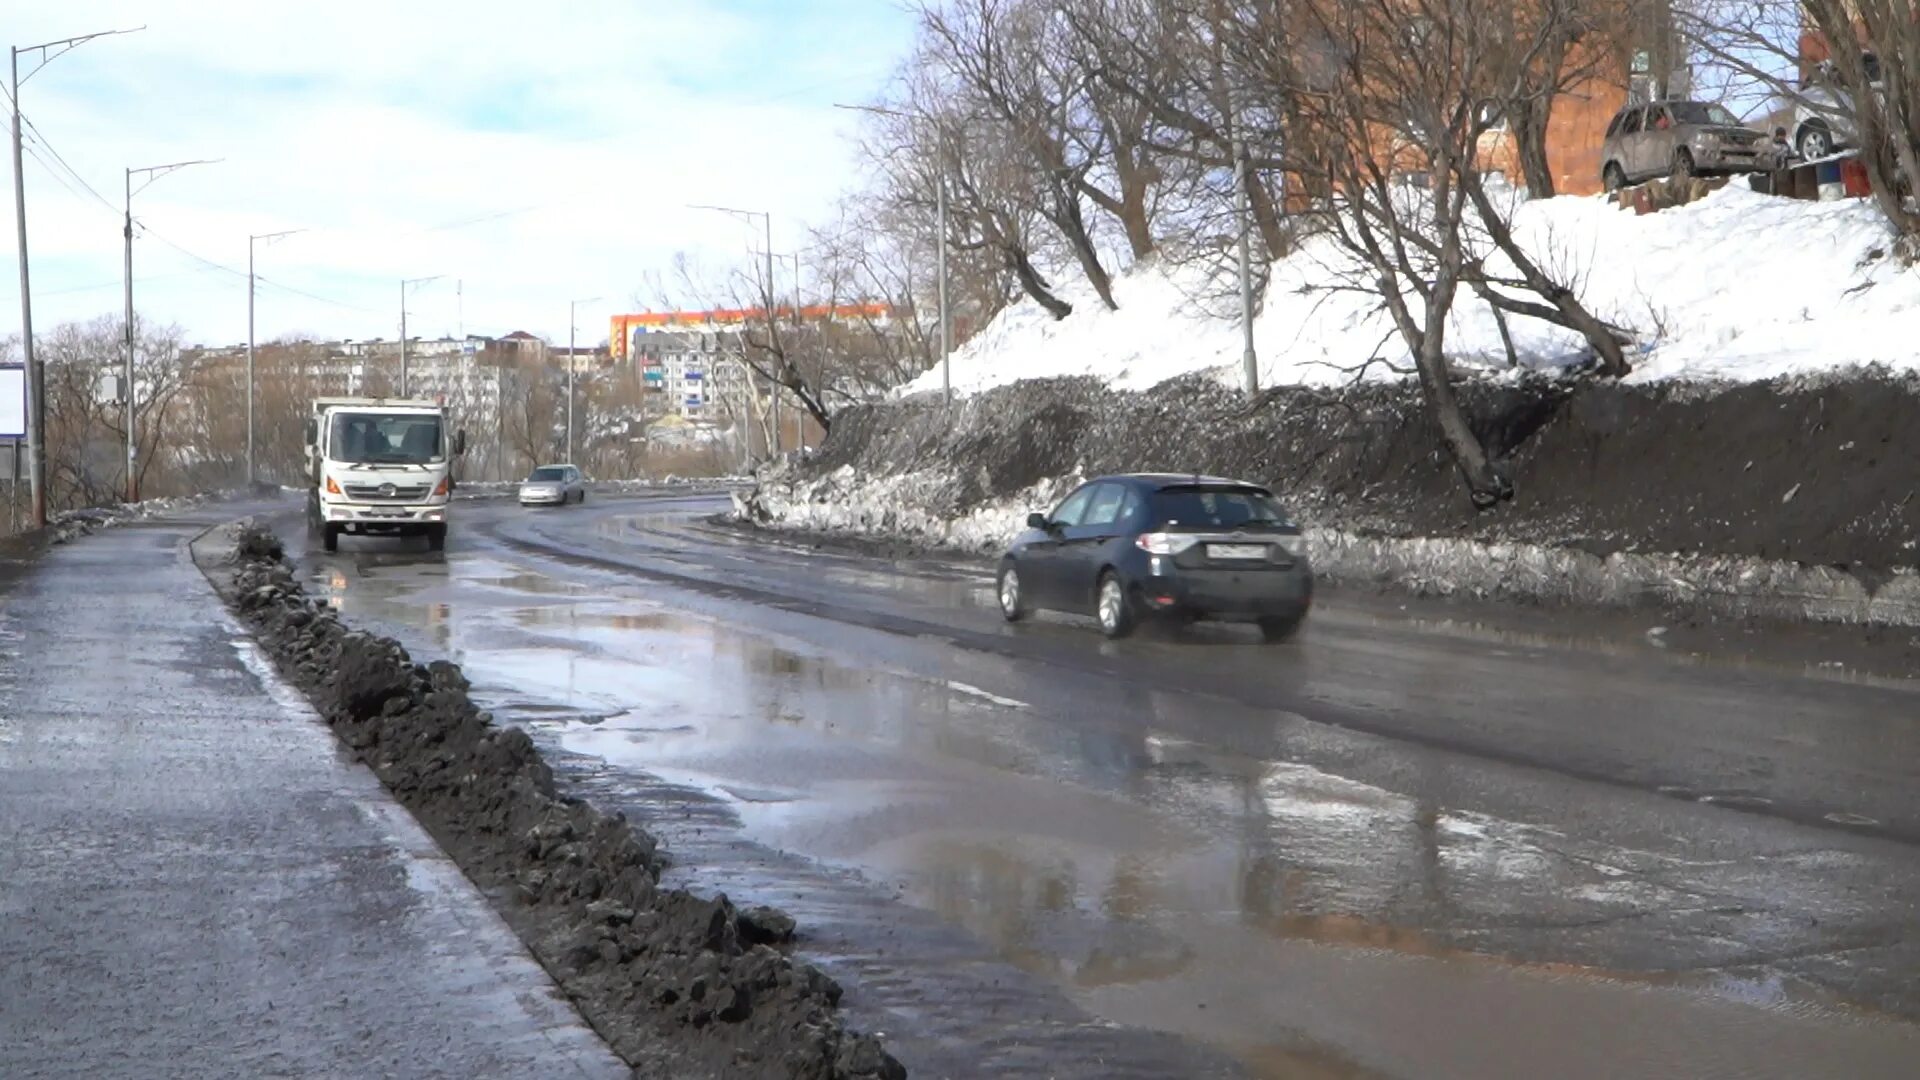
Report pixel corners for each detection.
[906,186,1920,397]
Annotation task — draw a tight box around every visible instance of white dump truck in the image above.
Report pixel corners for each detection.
[304,397,467,553]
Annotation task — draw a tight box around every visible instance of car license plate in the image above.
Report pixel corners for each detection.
[1208,543,1266,560]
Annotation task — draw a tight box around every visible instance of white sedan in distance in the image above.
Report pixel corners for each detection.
[518,464,586,507]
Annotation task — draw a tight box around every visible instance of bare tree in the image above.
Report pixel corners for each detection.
[1270,0,1639,505]
[39,316,193,508]
[501,360,564,477]
[920,0,1126,308]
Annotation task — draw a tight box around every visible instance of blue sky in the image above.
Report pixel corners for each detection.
[0,0,918,348]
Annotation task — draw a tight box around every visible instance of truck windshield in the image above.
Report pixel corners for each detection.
[329,412,444,464]
[1150,486,1291,528]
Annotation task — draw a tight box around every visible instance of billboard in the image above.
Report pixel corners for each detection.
[0,366,24,440]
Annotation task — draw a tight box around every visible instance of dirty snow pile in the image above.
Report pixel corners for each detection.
[45,488,257,545]
[904,185,1920,397]
[453,476,751,499]
[738,466,1086,555]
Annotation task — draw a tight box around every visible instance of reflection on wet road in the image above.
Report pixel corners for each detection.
[297,496,1920,1079]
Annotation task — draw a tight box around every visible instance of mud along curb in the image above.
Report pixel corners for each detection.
[201,520,905,1080]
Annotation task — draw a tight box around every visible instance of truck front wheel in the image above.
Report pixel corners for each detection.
[322,524,341,553]
[426,524,447,552]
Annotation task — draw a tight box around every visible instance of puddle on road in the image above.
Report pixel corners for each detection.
[311,551,1920,1080]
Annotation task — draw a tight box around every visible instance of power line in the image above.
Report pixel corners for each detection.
[20,115,117,214]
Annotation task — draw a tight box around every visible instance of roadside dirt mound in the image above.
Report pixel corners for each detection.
[215,524,904,1080]
[807,371,1920,575]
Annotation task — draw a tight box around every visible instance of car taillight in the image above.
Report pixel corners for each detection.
[432,476,450,497]
[325,476,341,495]
[1136,533,1200,555]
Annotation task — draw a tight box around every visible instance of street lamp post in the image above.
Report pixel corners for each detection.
[834,102,951,403]
[247,229,304,487]
[124,158,217,502]
[1234,139,1258,396]
[11,25,144,527]
[399,275,443,397]
[689,203,780,455]
[566,296,601,466]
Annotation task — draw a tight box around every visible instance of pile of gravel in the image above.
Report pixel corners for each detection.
[216,522,904,1080]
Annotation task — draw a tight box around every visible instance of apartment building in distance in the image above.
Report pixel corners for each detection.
[609,303,892,422]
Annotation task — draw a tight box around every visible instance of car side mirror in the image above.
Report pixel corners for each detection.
[453,429,468,456]
[1027,512,1050,531]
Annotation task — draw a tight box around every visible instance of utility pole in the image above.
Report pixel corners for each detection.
[689,203,779,456]
[247,229,302,487]
[123,158,217,502]
[1235,139,1258,396]
[567,296,600,465]
[937,167,951,402]
[399,275,442,398]
[833,102,951,402]
[12,25,143,528]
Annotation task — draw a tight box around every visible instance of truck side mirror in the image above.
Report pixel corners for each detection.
[454,429,467,456]
[304,418,318,445]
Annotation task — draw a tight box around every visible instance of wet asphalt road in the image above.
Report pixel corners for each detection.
[288,491,1920,1079]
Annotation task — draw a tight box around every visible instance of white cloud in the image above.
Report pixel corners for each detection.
[0,0,911,347]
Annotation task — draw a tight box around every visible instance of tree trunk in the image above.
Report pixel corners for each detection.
[1117,175,1155,260]
[1050,189,1119,310]
[1364,176,1510,509]
[1415,198,1508,507]
[1507,94,1556,197]
[1005,244,1074,319]
[1246,166,1288,259]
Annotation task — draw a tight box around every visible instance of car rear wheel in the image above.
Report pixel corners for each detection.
[1602,162,1626,192]
[1095,572,1136,639]
[1258,612,1305,644]
[997,563,1030,622]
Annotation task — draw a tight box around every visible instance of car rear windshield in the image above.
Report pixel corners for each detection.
[1149,486,1290,528]
[1668,102,1740,127]
[528,467,566,481]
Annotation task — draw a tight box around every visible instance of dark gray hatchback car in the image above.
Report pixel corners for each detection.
[996,474,1313,641]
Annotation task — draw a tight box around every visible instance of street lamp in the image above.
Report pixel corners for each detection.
[247,228,304,487]
[688,202,782,454]
[12,24,144,527]
[123,158,218,502]
[399,275,444,397]
[566,296,601,466]
[835,102,951,403]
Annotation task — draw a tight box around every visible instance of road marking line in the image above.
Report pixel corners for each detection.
[944,679,1028,709]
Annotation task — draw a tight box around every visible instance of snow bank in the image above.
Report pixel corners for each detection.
[743,470,1920,628]
[41,488,264,545]
[906,186,1920,397]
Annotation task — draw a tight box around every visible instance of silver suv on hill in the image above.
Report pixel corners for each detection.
[1600,100,1771,191]
[1794,53,1882,160]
